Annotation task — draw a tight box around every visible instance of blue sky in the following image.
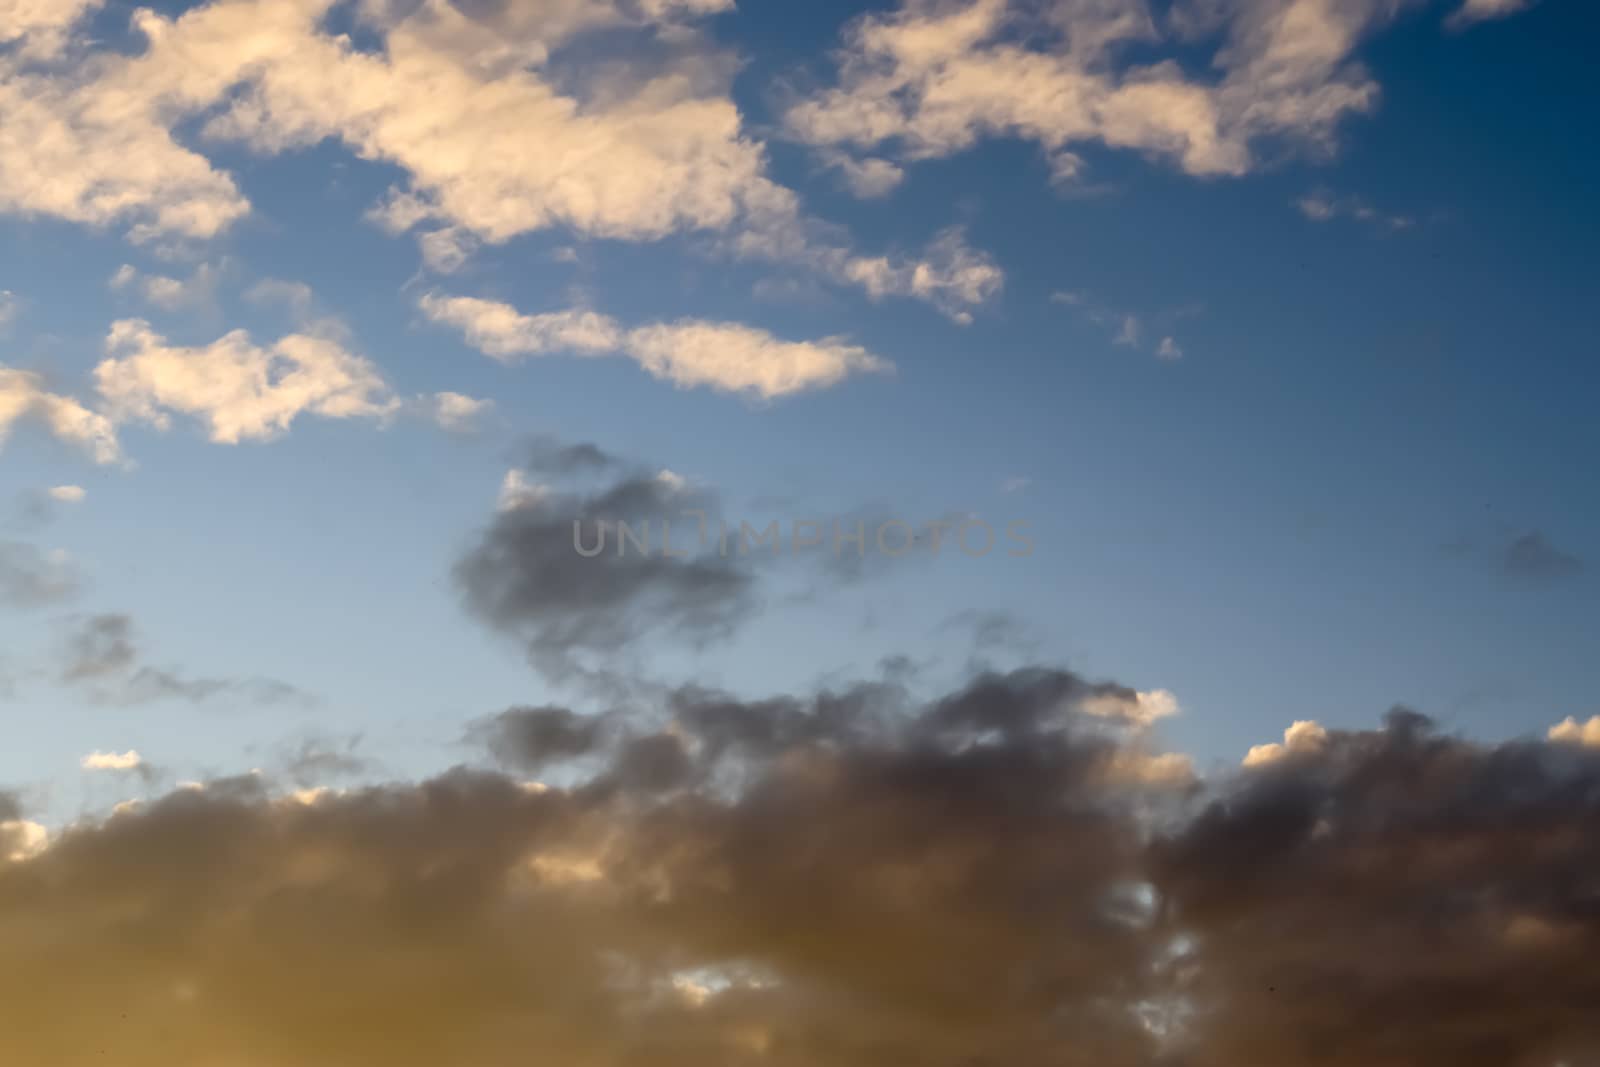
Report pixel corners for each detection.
[1,0,1596,821]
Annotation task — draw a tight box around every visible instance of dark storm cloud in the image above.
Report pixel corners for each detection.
[5,667,1599,1065]
[476,705,615,770]
[455,447,755,687]
[0,666,1167,1067]
[1152,709,1600,1066]
[0,539,80,606]
[1502,530,1585,583]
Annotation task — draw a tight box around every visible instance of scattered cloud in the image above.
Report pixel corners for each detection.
[46,485,86,504]
[1446,0,1539,31]
[786,0,1424,185]
[56,612,311,708]
[109,261,223,311]
[0,366,123,465]
[94,319,400,444]
[1051,290,1188,361]
[420,294,890,399]
[1502,530,1584,583]
[1296,189,1415,231]
[0,540,80,607]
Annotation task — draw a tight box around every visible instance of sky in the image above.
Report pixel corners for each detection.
[1,0,1598,1063]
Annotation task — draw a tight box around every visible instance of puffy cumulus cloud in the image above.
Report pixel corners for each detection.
[94,319,400,444]
[4,683,1599,1064]
[1446,0,1538,30]
[1549,715,1600,748]
[1152,707,1600,1065]
[1241,717,1328,765]
[456,449,754,689]
[1,0,998,318]
[786,0,1427,185]
[420,293,890,399]
[0,366,122,465]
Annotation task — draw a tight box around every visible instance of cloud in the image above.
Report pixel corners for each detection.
[1241,718,1329,765]
[1051,289,1188,361]
[420,294,890,399]
[786,0,1423,186]
[835,226,1003,323]
[0,366,123,465]
[825,153,907,198]
[1502,531,1584,583]
[1549,715,1600,748]
[57,612,312,708]
[456,452,754,689]
[4,675,1598,1063]
[80,749,145,773]
[419,391,494,434]
[109,262,223,311]
[0,0,998,318]
[94,319,401,444]
[1154,706,1600,1065]
[0,540,81,607]
[1295,188,1415,230]
[1446,0,1538,31]
[46,485,86,504]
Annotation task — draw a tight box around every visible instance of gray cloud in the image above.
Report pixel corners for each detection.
[1503,531,1585,583]
[0,540,80,607]
[56,613,311,708]
[456,449,756,690]
[2,667,1599,1064]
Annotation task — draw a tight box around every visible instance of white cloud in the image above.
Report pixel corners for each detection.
[787,0,1423,183]
[0,0,102,58]
[1295,189,1413,230]
[417,295,622,362]
[837,227,1003,323]
[1081,688,1181,728]
[421,294,891,399]
[827,153,906,198]
[47,485,86,503]
[498,469,548,513]
[0,818,47,863]
[109,262,221,311]
[1156,336,1183,361]
[81,749,144,772]
[94,319,400,444]
[0,0,999,319]
[422,391,493,433]
[0,290,17,329]
[999,475,1030,494]
[1445,0,1537,31]
[1548,715,1600,748]
[1243,719,1329,766]
[0,366,123,465]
